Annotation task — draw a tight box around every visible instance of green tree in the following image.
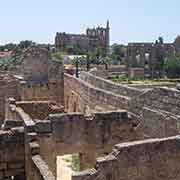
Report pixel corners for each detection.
[158,36,164,44]
[18,40,36,49]
[51,51,65,64]
[111,44,126,64]
[100,56,112,70]
[164,55,180,78]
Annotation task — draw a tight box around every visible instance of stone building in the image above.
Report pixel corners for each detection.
[126,37,180,78]
[55,21,110,54]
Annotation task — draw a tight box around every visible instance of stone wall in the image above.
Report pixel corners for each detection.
[15,101,64,120]
[80,72,142,98]
[78,72,180,139]
[0,79,20,125]
[37,111,139,174]
[130,87,180,116]
[64,73,130,113]
[6,103,56,180]
[21,48,49,83]
[73,136,180,180]
[5,99,64,121]
[0,127,25,180]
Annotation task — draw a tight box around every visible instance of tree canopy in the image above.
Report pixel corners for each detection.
[164,55,180,78]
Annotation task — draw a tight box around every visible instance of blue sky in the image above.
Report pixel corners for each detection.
[0,0,179,45]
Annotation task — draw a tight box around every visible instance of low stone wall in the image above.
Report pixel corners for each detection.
[5,98,64,121]
[16,101,64,120]
[19,81,64,105]
[80,71,142,98]
[73,136,180,180]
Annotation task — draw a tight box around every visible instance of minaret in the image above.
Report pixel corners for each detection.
[106,20,110,54]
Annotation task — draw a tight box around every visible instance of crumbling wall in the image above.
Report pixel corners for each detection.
[73,136,180,180]
[36,111,139,173]
[21,48,49,83]
[19,81,64,105]
[16,101,64,120]
[19,48,64,106]
[0,79,19,125]
[8,104,56,180]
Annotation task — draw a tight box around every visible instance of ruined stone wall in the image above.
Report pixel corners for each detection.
[16,101,64,120]
[19,81,64,105]
[128,87,180,138]
[64,73,130,113]
[78,73,180,139]
[19,48,64,106]
[37,111,139,173]
[0,79,20,125]
[6,104,56,180]
[80,72,142,98]
[73,136,180,180]
[21,48,49,83]
[0,127,25,180]
[139,107,180,138]
[130,87,180,116]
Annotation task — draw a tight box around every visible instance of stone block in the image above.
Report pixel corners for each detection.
[26,132,37,143]
[35,120,52,133]
[29,142,40,155]
[3,120,23,130]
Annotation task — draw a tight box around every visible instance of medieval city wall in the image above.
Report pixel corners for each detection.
[73,136,180,180]
[80,71,142,97]
[64,73,130,113]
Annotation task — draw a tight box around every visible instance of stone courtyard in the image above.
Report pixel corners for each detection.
[0,47,180,180]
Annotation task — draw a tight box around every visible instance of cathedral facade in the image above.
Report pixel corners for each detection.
[55,21,110,54]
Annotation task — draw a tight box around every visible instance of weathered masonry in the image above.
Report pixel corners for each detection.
[1,47,180,179]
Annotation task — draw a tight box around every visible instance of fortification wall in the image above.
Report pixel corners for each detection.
[80,71,142,98]
[64,73,130,113]
[73,136,180,180]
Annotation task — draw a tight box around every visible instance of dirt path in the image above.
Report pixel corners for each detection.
[57,155,73,180]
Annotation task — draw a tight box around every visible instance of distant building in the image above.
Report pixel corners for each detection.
[55,21,110,54]
[126,36,180,77]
